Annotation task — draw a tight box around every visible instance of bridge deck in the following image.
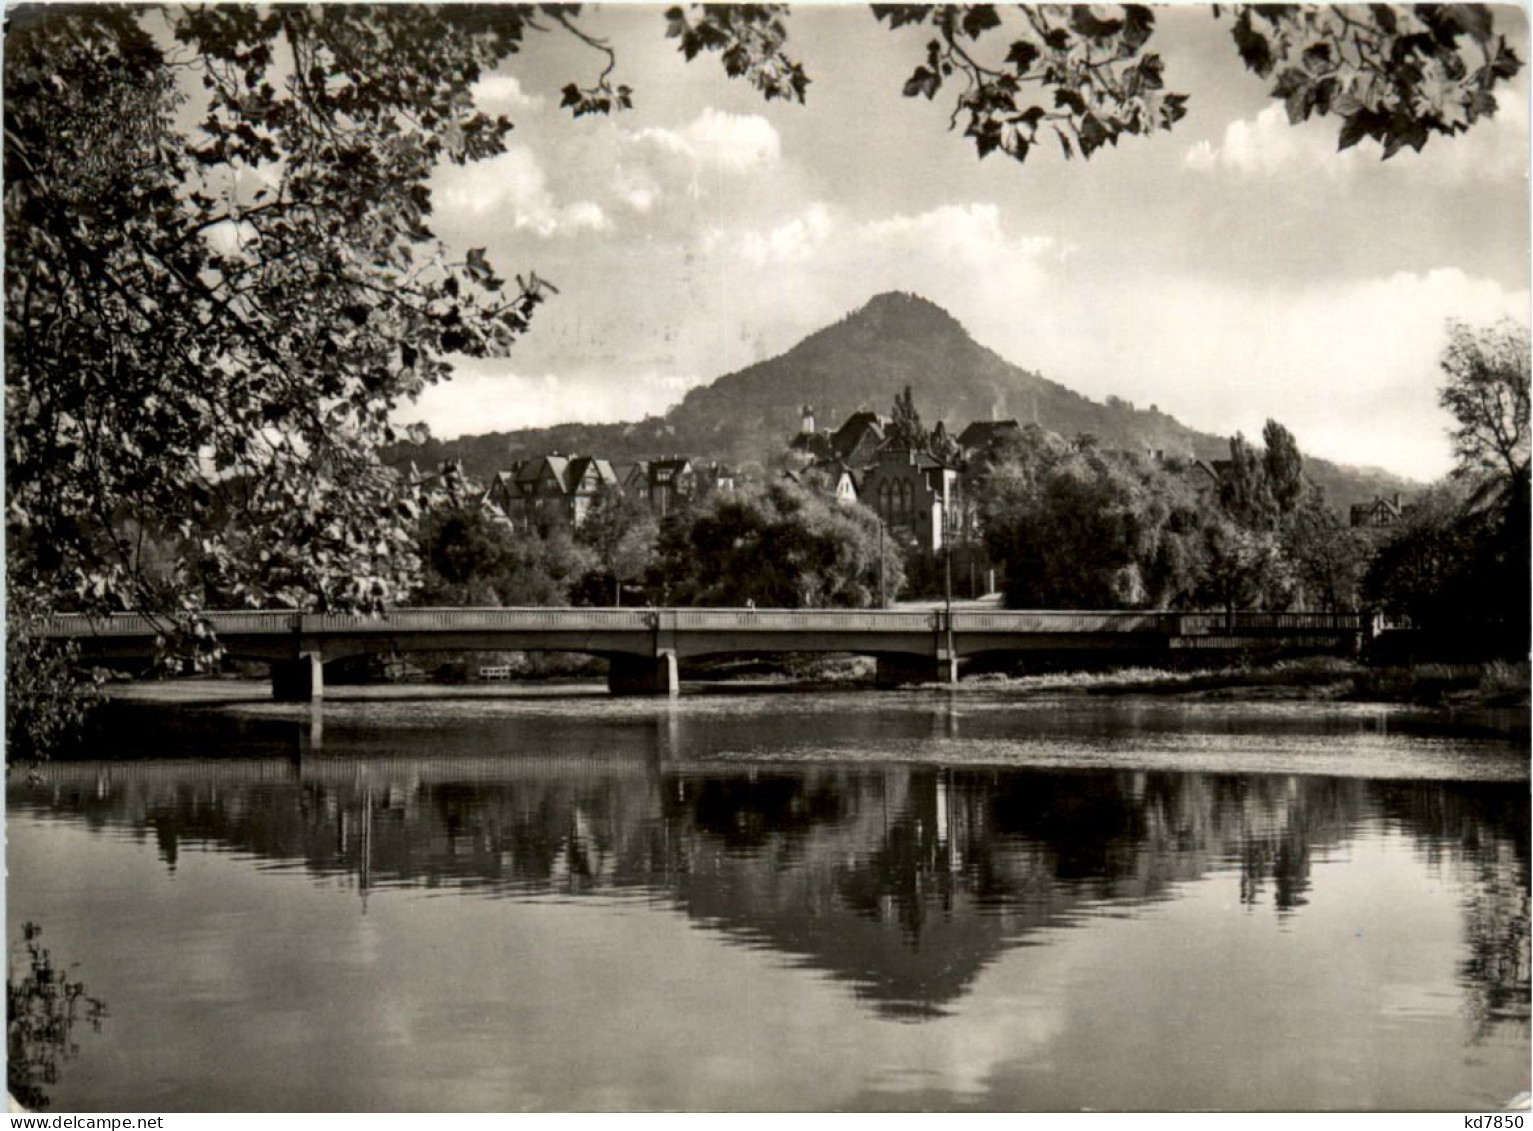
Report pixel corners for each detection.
[35,607,1365,641]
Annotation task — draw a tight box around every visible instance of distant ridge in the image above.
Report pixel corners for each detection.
[388,291,1416,512]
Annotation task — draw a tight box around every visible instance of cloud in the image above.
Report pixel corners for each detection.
[1005,266,1528,481]
[612,162,662,213]
[471,74,544,112]
[732,201,1065,275]
[1184,105,1364,178]
[1185,95,1528,185]
[433,146,608,238]
[739,203,835,266]
[396,363,706,439]
[632,108,782,174]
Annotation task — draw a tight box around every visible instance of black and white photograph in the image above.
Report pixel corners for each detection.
[4,1,1529,1115]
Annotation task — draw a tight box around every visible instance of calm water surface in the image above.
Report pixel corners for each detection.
[7,686,1529,1111]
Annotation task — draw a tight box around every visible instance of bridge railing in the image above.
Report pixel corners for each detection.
[951,610,1174,633]
[37,611,302,637]
[672,609,937,631]
[304,608,654,633]
[1175,611,1365,635]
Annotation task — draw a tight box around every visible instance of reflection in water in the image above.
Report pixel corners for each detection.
[7,923,107,1110]
[6,691,1528,1111]
[11,753,1529,1029]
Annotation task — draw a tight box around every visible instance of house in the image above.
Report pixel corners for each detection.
[614,460,651,503]
[489,453,620,534]
[783,461,860,505]
[1184,458,1230,495]
[410,460,513,525]
[956,419,1021,459]
[694,460,738,496]
[647,457,695,516]
[860,445,960,553]
[1350,493,1416,529]
[829,411,890,469]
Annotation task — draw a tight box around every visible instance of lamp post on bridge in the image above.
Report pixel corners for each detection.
[939,494,956,685]
[878,514,887,610]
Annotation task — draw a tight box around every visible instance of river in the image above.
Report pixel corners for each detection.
[6,684,1529,1111]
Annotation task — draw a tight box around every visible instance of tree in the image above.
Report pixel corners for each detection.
[887,385,928,451]
[413,506,593,607]
[1195,515,1295,617]
[653,481,903,608]
[1261,419,1305,519]
[868,3,1520,165]
[1219,432,1271,529]
[1439,318,1531,503]
[5,5,595,626]
[1361,481,1486,631]
[573,486,659,606]
[1281,486,1372,611]
[981,445,1206,609]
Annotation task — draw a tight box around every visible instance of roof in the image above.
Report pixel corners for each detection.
[565,455,619,491]
[513,454,572,491]
[957,420,1021,448]
[649,457,693,474]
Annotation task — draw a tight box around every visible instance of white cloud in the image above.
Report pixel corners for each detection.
[612,162,661,213]
[740,203,836,266]
[860,203,1065,266]
[732,201,1064,276]
[1185,94,1528,185]
[1184,105,1364,179]
[1006,266,1529,481]
[433,147,608,238]
[396,364,706,439]
[471,74,544,111]
[632,108,782,174]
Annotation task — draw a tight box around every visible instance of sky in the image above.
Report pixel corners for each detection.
[396,4,1532,481]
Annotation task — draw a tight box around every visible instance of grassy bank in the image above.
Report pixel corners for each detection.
[968,657,1530,709]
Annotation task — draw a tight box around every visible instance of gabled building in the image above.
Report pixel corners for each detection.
[956,419,1021,460]
[410,460,512,525]
[489,453,620,535]
[694,460,738,496]
[861,445,960,553]
[614,460,651,503]
[1350,493,1416,529]
[783,462,860,505]
[647,457,694,516]
[830,411,890,469]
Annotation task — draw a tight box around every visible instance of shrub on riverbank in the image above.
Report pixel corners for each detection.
[1353,660,1530,708]
[970,655,1528,709]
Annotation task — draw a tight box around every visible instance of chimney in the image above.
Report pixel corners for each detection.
[801,405,816,435]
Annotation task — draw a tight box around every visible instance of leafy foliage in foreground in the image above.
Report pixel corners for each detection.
[866,4,1519,165]
[5,5,570,624]
[7,923,107,1111]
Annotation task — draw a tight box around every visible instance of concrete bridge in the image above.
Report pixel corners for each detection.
[35,607,1368,700]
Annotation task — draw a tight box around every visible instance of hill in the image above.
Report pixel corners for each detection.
[388,291,1415,512]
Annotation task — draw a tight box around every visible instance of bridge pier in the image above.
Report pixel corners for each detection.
[607,650,679,697]
[272,652,324,702]
[875,653,958,689]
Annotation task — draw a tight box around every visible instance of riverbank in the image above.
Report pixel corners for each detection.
[971,656,1530,710]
